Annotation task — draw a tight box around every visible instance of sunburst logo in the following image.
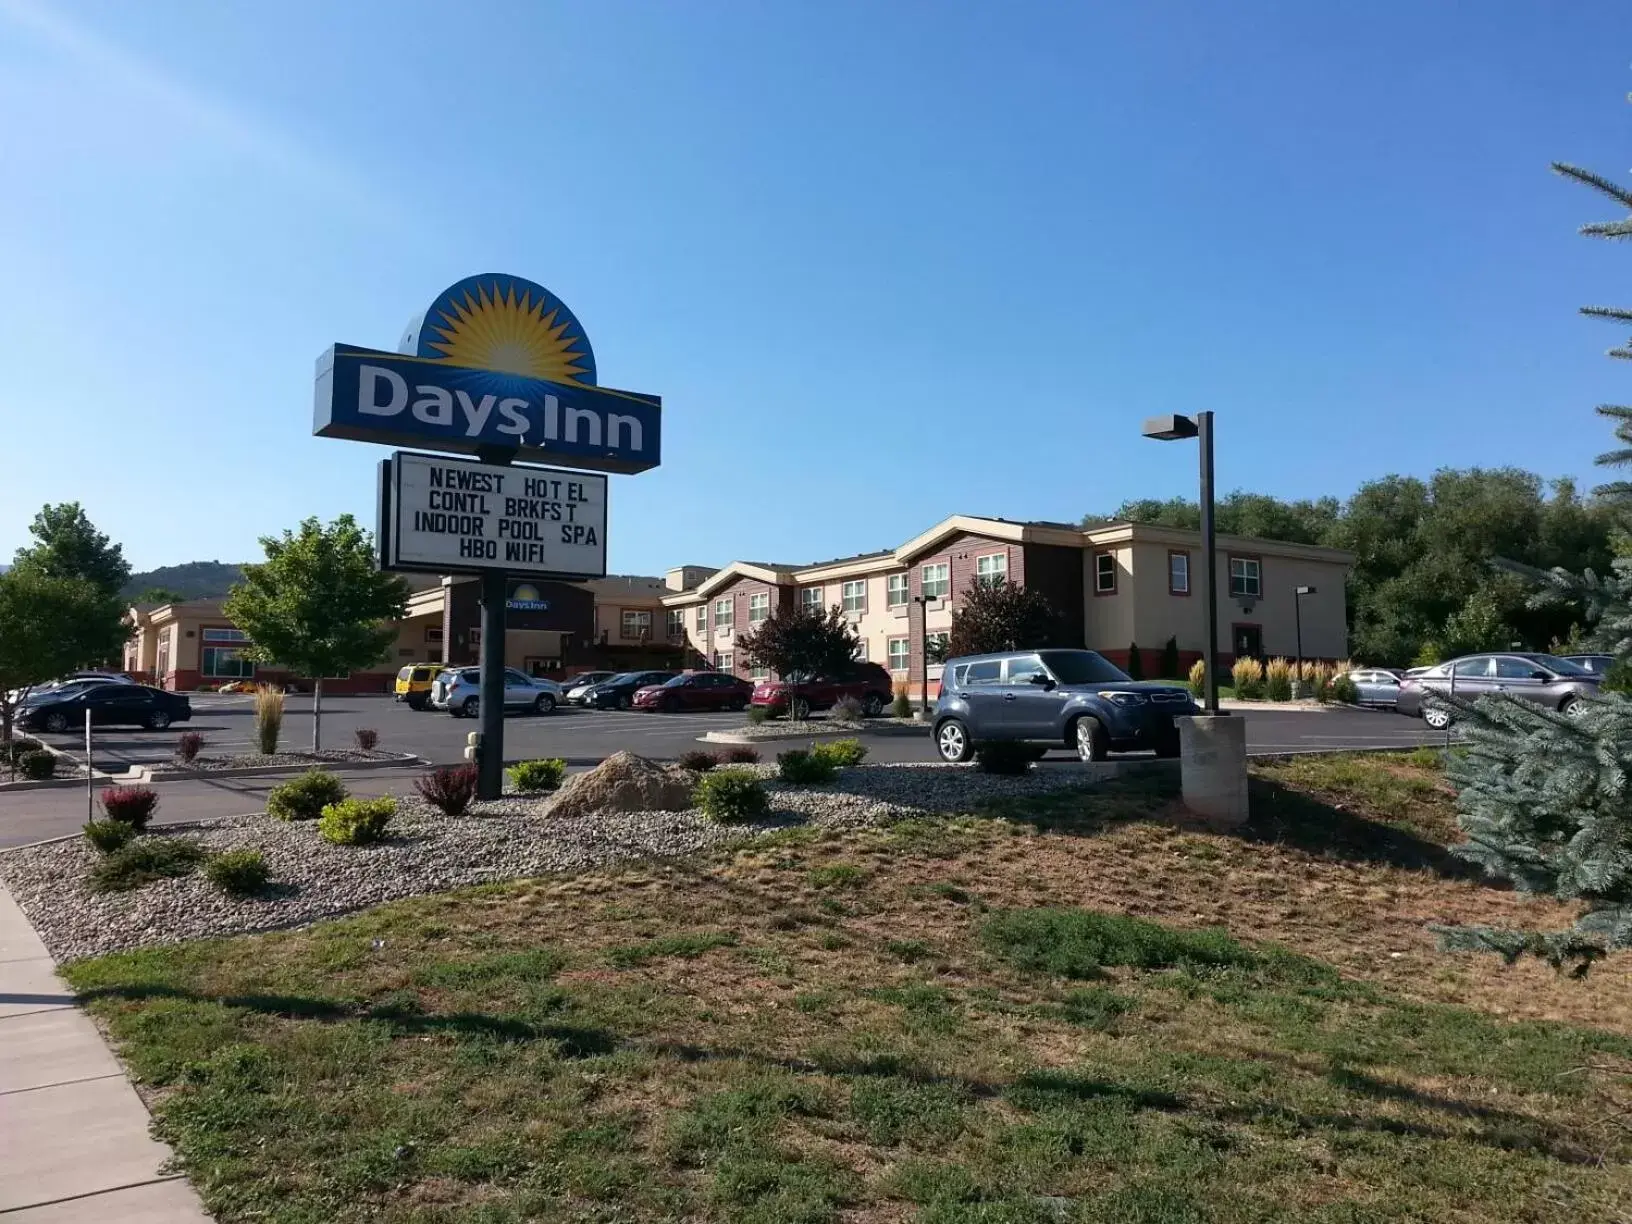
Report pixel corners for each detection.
[401,274,598,387]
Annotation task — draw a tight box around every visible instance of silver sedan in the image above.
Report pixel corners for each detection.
[1348,668,1402,707]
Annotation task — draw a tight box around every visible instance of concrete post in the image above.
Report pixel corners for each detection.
[1177,714,1249,828]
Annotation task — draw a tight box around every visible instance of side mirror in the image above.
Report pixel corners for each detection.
[1531,671,1552,682]
[1028,673,1055,689]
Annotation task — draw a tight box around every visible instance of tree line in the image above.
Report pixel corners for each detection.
[1084,471,1616,666]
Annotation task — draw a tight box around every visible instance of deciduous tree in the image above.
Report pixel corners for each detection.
[10,502,130,598]
[946,581,1067,658]
[736,602,858,679]
[0,571,125,749]
[223,516,408,751]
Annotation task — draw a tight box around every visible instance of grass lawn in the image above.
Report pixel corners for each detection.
[65,753,1632,1223]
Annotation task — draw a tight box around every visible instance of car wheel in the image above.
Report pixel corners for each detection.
[1561,696,1586,718]
[42,711,69,734]
[145,710,172,731]
[936,718,975,763]
[533,693,556,715]
[408,697,427,712]
[790,696,812,721]
[662,695,680,713]
[1421,704,1453,731]
[861,693,884,718]
[461,696,480,718]
[618,694,633,710]
[1073,716,1108,762]
[730,697,747,712]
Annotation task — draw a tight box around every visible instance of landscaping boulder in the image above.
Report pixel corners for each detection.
[544,751,695,819]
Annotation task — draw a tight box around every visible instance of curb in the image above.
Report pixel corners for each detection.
[134,753,426,783]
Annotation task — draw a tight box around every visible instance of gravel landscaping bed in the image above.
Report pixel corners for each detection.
[0,762,1099,962]
[152,749,411,774]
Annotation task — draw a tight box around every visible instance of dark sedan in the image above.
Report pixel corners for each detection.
[1396,653,1597,729]
[19,683,192,733]
[633,671,753,712]
[581,670,677,710]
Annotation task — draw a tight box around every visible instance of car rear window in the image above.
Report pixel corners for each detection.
[397,667,413,680]
[410,667,432,681]
[955,660,1002,686]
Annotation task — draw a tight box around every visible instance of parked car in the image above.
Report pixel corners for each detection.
[6,672,133,704]
[751,662,895,720]
[580,671,678,710]
[394,663,446,710]
[1563,654,1615,677]
[429,667,561,717]
[564,671,619,705]
[19,683,192,733]
[1396,653,1599,730]
[633,671,754,712]
[932,649,1197,763]
[1347,668,1403,707]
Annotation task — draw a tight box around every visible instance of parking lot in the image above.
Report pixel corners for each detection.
[25,692,1452,774]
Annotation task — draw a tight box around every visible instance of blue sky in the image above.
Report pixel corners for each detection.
[1,0,1627,575]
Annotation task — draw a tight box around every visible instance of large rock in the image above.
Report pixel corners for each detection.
[543,751,696,820]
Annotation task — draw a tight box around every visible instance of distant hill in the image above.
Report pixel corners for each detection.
[123,561,245,602]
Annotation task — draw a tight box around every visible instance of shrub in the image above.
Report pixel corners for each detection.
[2,735,42,764]
[353,727,379,752]
[1232,657,1265,700]
[778,747,837,785]
[1331,673,1360,704]
[1160,636,1181,679]
[205,849,271,896]
[1124,642,1145,680]
[1303,661,1334,702]
[83,819,135,854]
[1412,641,1442,668]
[975,741,1033,775]
[1264,657,1294,702]
[253,685,284,755]
[811,737,867,768]
[830,694,863,726]
[174,731,205,763]
[88,837,206,893]
[508,758,567,792]
[100,785,159,831]
[414,764,477,816]
[318,796,396,846]
[745,704,769,726]
[891,689,912,719]
[720,745,760,764]
[17,750,56,780]
[678,749,719,773]
[267,770,348,822]
[694,769,769,824]
[1187,659,1206,697]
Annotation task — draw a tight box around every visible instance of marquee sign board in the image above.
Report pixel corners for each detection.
[315,274,661,475]
[378,451,608,580]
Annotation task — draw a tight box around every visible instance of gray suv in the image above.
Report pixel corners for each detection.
[932,649,1198,763]
[1396,653,1599,729]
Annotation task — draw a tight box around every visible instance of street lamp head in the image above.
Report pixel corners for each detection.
[1141,414,1199,442]
[1295,585,1316,596]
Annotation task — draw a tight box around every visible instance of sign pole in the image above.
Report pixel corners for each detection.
[85,709,93,822]
[478,571,508,800]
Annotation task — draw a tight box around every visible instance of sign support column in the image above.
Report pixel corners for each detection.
[478,570,507,800]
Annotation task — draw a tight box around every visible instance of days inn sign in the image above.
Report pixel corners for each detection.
[314,273,661,474]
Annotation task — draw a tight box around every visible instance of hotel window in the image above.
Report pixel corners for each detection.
[714,652,733,673]
[1094,551,1117,594]
[853,639,868,661]
[202,647,254,679]
[975,553,1007,585]
[842,580,866,614]
[800,586,823,611]
[696,605,706,631]
[886,573,909,607]
[714,598,733,629]
[666,608,686,637]
[425,626,444,644]
[887,638,910,672]
[621,609,652,638]
[750,664,769,680]
[748,591,770,623]
[1229,556,1262,598]
[921,562,950,600]
[201,627,249,643]
[1168,551,1190,595]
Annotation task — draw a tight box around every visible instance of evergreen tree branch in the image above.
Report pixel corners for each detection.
[1583,219,1632,241]
[1553,162,1632,211]
[1581,306,1632,326]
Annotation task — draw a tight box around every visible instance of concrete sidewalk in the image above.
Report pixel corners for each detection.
[0,887,211,1221]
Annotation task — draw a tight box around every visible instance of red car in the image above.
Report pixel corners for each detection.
[633,671,754,712]
[751,663,894,720]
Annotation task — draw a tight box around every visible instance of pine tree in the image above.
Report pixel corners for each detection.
[1124,642,1144,680]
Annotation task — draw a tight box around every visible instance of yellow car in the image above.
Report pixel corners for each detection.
[395,663,446,710]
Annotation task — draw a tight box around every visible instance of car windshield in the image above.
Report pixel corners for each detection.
[1531,654,1592,677]
[27,682,92,702]
[1037,650,1132,685]
[662,675,690,687]
[604,673,639,685]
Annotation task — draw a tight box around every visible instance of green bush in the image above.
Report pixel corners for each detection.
[1264,657,1294,703]
[17,750,56,781]
[1160,636,1181,679]
[88,837,207,893]
[1330,673,1360,704]
[317,797,396,846]
[83,819,136,854]
[694,769,769,824]
[745,704,769,726]
[267,770,348,822]
[974,741,1033,775]
[720,745,760,764]
[891,690,912,719]
[1125,642,1145,680]
[2,735,42,765]
[812,737,867,768]
[778,747,837,785]
[677,749,719,772]
[1187,659,1206,697]
[508,758,567,791]
[205,849,271,896]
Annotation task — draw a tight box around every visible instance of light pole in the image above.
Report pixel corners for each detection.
[1293,585,1316,686]
[911,594,932,714]
[1141,411,1220,714]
